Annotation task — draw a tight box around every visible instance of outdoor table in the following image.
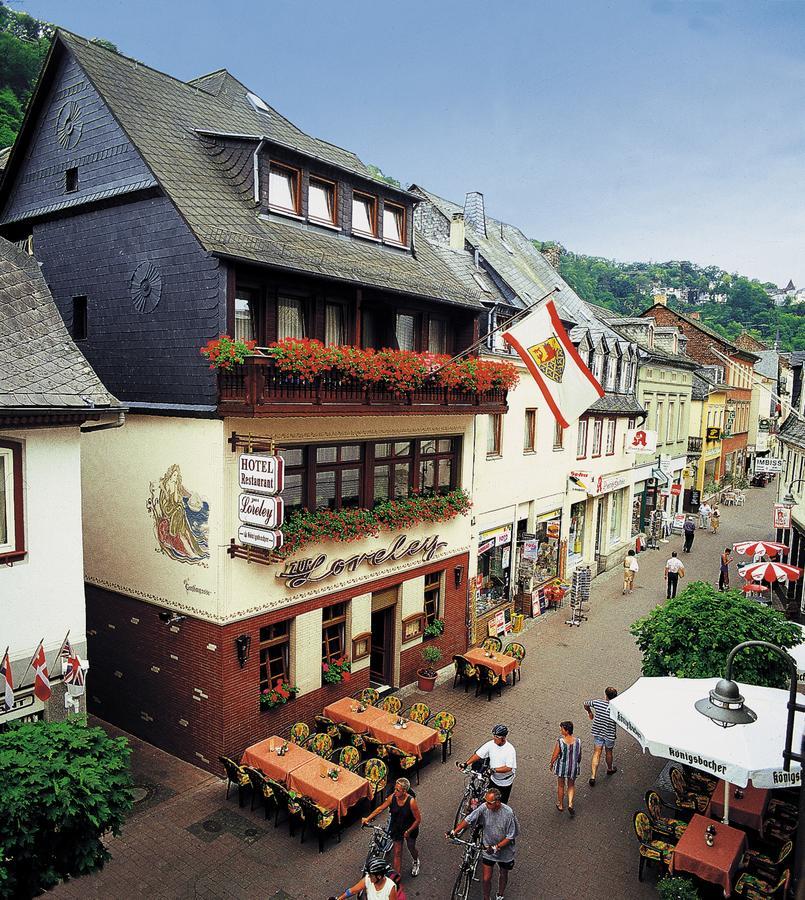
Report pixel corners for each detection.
[286,757,372,821]
[241,736,313,785]
[368,710,441,759]
[707,781,770,836]
[670,813,747,897]
[323,696,387,733]
[464,647,519,681]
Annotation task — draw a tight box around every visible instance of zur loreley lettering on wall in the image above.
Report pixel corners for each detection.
[237,452,285,550]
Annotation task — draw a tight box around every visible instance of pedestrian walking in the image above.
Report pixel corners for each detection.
[683,516,696,552]
[584,688,618,786]
[449,788,519,900]
[363,778,421,878]
[699,501,712,530]
[711,507,721,535]
[462,724,516,803]
[665,551,685,599]
[718,546,733,591]
[622,549,639,594]
[550,721,581,816]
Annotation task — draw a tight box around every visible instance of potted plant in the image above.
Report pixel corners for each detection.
[322,657,351,685]
[417,644,443,692]
[656,875,701,900]
[423,618,445,640]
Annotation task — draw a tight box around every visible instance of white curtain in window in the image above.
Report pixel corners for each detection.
[325,304,346,346]
[383,205,404,243]
[352,196,375,234]
[269,167,296,212]
[428,318,447,354]
[278,296,305,340]
[395,314,415,351]
[234,296,255,343]
[309,180,334,222]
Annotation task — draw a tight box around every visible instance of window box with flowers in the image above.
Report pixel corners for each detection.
[259,680,299,711]
[322,657,351,685]
[423,618,445,640]
[201,334,258,370]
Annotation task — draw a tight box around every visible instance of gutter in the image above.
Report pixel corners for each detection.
[80,409,126,433]
[253,137,268,206]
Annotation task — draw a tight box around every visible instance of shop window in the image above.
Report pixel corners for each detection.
[631,493,643,536]
[609,492,623,544]
[487,414,502,457]
[352,191,377,237]
[553,422,564,451]
[477,527,512,615]
[523,409,536,453]
[568,500,586,567]
[525,514,561,584]
[592,419,603,457]
[259,621,290,691]
[383,201,406,245]
[278,295,306,340]
[0,441,24,560]
[322,602,347,664]
[269,162,301,215]
[325,302,346,346]
[309,176,337,225]
[576,419,588,459]
[605,418,616,455]
[424,571,442,625]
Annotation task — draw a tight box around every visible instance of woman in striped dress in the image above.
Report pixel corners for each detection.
[550,721,582,816]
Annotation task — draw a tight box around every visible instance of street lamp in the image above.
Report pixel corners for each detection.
[783,478,805,509]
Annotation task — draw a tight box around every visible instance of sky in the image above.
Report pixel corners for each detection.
[16,0,805,286]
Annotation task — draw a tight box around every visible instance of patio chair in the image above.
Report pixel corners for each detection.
[269,779,304,835]
[429,710,456,762]
[764,815,797,844]
[314,714,341,740]
[303,732,334,757]
[337,722,365,753]
[357,758,388,808]
[767,798,797,822]
[742,840,792,879]
[632,811,675,882]
[475,664,503,702]
[329,744,361,771]
[298,795,340,853]
[244,766,276,820]
[681,764,717,796]
[362,734,389,760]
[481,636,502,652]
[452,655,479,692]
[385,743,420,785]
[404,702,431,724]
[669,766,709,815]
[644,790,687,840]
[734,868,790,898]
[504,641,525,682]
[218,756,250,808]
[378,695,402,715]
[352,688,380,706]
[284,721,310,745]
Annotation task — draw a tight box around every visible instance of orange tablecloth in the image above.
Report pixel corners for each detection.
[287,757,372,821]
[241,736,313,785]
[323,697,387,733]
[707,781,770,836]
[670,813,747,897]
[464,647,519,679]
[369,710,441,759]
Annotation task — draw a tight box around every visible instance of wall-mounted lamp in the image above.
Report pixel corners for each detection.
[235,634,251,669]
[454,565,464,588]
[158,610,187,626]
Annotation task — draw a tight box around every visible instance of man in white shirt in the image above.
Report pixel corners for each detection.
[699,501,712,530]
[462,724,517,803]
[664,551,685,599]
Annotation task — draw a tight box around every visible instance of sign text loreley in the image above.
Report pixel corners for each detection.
[239,453,284,494]
[277,534,448,588]
[625,428,657,454]
[239,493,284,528]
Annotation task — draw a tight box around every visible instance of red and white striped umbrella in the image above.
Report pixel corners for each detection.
[738,560,803,583]
[741,582,770,595]
[733,540,789,558]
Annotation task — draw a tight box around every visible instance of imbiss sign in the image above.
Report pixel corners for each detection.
[237,453,284,550]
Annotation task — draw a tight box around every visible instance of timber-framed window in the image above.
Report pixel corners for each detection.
[259,621,290,691]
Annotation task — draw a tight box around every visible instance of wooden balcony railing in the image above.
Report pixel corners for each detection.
[687,436,703,455]
[218,355,509,417]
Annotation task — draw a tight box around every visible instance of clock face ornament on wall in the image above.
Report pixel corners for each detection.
[56,100,84,150]
[130,262,163,313]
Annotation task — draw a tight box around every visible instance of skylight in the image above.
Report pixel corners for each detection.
[246,92,271,114]
[472,272,492,294]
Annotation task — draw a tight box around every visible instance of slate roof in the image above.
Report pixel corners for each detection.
[641,303,759,363]
[0,238,118,410]
[1,32,483,311]
[790,351,805,367]
[754,349,780,381]
[0,147,10,174]
[780,412,805,452]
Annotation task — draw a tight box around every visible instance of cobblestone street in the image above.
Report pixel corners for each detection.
[50,484,780,900]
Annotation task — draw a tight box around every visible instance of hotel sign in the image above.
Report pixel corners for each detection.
[239,493,284,529]
[239,453,284,494]
[237,452,285,550]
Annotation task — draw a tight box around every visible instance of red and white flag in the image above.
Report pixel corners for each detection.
[64,648,85,691]
[0,651,14,712]
[31,642,51,702]
[502,299,604,428]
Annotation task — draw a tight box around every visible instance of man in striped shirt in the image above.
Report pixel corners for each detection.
[584,687,618,786]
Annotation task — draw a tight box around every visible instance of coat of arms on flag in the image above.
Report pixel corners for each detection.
[526,336,565,383]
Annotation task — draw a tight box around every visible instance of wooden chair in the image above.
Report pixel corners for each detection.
[633,811,675,882]
[644,790,687,840]
[378,695,402,715]
[352,688,380,706]
[314,714,341,740]
[669,766,709,815]
[336,722,365,753]
[734,868,790,898]
[481,636,502,652]
[298,795,340,853]
[357,758,388,808]
[303,732,334,758]
[429,710,456,762]
[385,743,420,785]
[244,766,277,820]
[329,744,361,771]
[404,702,431,724]
[218,756,250,807]
[504,642,525,682]
[475,664,503,701]
[452,655,478,692]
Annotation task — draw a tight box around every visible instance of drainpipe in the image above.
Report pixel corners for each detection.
[80,410,126,433]
[253,137,268,205]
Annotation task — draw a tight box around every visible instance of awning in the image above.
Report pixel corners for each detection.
[651,468,669,486]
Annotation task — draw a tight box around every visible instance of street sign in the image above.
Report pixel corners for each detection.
[625,428,657,453]
[706,427,721,441]
[238,453,284,494]
[774,504,792,529]
[755,457,783,474]
[238,493,284,528]
[237,525,284,551]
[670,483,682,496]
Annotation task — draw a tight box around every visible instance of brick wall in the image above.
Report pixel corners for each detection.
[86,550,469,772]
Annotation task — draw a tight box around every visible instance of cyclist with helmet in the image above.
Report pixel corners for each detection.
[329,857,399,900]
[460,725,516,803]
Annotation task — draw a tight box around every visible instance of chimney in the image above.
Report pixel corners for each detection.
[542,245,562,271]
[689,311,700,320]
[463,192,486,238]
[449,212,465,250]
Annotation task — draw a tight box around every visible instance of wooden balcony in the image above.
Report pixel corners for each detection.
[687,436,703,455]
[218,355,509,417]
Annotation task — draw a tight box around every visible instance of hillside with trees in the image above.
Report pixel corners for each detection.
[534,241,805,352]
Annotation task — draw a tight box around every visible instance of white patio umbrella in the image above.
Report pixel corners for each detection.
[610,676,803,822]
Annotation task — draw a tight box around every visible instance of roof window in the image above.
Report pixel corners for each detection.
[246,92,271,114]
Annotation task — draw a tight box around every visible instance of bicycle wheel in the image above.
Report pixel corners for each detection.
[450,864,473,900]
[454,789,479,828]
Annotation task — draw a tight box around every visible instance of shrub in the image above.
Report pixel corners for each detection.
[630,581,801,688]
[657,875,702,900]
[0,718,132,897]
[419,644,443,677]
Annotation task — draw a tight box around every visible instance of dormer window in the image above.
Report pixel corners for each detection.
[269,162,300,215]
[383,201,406,245]
[352,191,377,237]
[309,177,337,225]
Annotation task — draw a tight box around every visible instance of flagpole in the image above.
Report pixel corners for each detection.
[53,630,70,675]
[16,637,44,688]
[427,287,561,378]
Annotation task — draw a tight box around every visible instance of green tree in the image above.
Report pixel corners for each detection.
[366,163,401,188]
[0,85,22,148]
[630,581,801,688]
[0,718,133,897]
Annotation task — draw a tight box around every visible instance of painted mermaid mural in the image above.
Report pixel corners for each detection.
[148,465,209,564]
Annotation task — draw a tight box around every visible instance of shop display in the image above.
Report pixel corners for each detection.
[567,501,586,568]
[476,526,512,617]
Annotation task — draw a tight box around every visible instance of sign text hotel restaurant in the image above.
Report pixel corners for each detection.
[237,452,284,550]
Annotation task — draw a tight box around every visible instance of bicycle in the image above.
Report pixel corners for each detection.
[361,821,393,871]
[454,762,491,828]
[447,828,486,900]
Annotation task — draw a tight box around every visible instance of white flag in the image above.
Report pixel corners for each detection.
[502,299,604,427]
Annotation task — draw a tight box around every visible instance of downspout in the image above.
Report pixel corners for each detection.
[253,137,268,206]
[80,410,126,433]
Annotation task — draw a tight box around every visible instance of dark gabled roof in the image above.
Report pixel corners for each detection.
[640,303,759,363]
[790,351,805,367]
[780,412,805,452]
[753,349,780,381]
[1,32,483,311]
[587,393,645,416]
[0,147,10,174]
[0,238,118,410]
